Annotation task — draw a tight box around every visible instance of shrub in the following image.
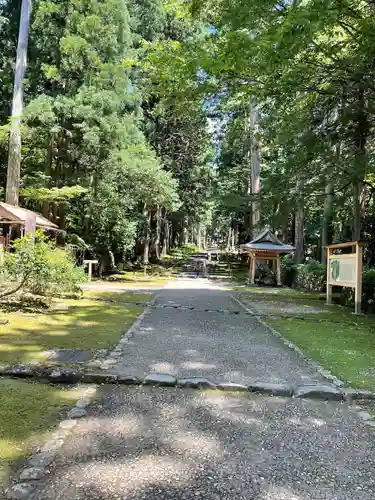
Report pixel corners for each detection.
[280,254,297,287]
[339,267,375,313]
[294,260,326,292]
[0,232,86,298]
[282,258,375,313]
[362,267,375,312]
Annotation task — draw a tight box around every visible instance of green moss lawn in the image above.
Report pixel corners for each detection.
[0,292,147,365]
[0,290,149,490]
[0,379,88,491]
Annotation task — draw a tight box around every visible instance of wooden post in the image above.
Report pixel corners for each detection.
[326,246,332,305]
[87,262,93,281]
[250,255,256,284]
[355,243,363,314]
[272,259,277,274]
[276,256,281,286]
[83,260,98,282]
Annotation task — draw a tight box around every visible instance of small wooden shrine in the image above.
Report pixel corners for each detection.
[0,202,58,251]
[240,229,295,285]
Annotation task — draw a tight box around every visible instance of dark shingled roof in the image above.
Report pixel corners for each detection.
[240,228,295,253]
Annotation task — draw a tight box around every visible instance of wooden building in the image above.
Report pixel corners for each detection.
[240,229,295,286]
[0,202,58,251]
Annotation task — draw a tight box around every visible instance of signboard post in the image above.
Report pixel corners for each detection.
[83,259,98,282]
[326,242,364,314]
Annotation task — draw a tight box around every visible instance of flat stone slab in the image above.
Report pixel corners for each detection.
[249,382,292,397]
[6,483,36,500]
[82,372,118,384]
[42,349,94,363]
[342,388,375,401]
[5,364,34,378]
[177,377,217,389]
[19,467,46,481]
[143,373,177,387]
[117,375,140,385]
[68,407,87,419]
[217,382,248,391]
[28,453,55,468]
[293,384,342,401]
[45,367,80,383]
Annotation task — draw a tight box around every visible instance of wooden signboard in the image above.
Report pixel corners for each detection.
[326,242,365,314]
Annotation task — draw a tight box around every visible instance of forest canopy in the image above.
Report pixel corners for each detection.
[1,0,375,269]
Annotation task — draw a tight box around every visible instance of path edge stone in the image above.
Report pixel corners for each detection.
[231,294,346,388]
[5,384,98,500]
[231,293,375,429]
[103,293,161,365]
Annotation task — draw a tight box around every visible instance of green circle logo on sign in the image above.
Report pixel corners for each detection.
[331,259,340,281]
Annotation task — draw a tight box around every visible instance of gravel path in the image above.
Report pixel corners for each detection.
[112,278,324,386]
[33,386,375,500]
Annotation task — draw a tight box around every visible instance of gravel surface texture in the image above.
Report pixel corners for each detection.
[113,279,324,385]
[32,386,375,500]
[244,299,325,316]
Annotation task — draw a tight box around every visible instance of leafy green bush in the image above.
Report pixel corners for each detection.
[294,261,327,292]
[339,267,375,313]
[283,258,375,313]
[0,233,86,298]
[362,268,375,312]
[280,254,297,287]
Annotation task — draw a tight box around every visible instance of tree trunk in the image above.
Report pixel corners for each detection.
[161,210,168,257]
[226,226,232,251]
[250,102,261,233]
[231,226,235,250]
[294,175,304,264]
[183,217,189,245]
[352,86,367,241]
[202,226,207,249]
[143,206,151,265]
[280,203,289,242]
[244,107,252,239]
[57,202,66,245]
[42,136,53,218]
[233,221,239,247]
[321,183,334,263]
[196,222,201,248]
[6,0,32,206]
[353,180,362,241]
[165,222,170,256]
[154,205,161,260]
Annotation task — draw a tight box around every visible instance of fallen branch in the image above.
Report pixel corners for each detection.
[0,273,29,299]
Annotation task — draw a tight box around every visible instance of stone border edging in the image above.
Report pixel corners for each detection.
[5,384,98,500]
[80,293,160,371]
[2,365,375,402]
[230,294,346,388]
[229,293,375,431]
[5,372,375,500]
[4,295,162,500]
